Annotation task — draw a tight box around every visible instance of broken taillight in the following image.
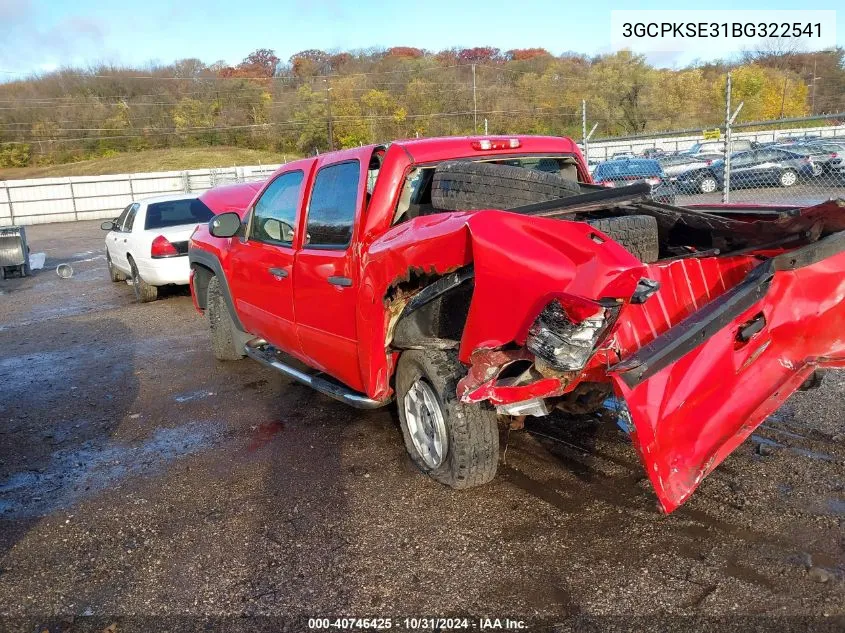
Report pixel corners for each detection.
[471,138,521,150]
[526,299,619,371]
[151,235,178,258]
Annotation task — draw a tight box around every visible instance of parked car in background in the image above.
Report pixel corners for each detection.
[658,153,723,180]
[639,147,667,158]
[592,158,676,204]
[675,148,816,193]
[778,134,819,144]
[776,143,840,176]
[198,180,265,218]
[684,139,753,156]
[102,193,215,302]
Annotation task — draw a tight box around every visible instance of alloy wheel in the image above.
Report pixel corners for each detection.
[403,378,448,469]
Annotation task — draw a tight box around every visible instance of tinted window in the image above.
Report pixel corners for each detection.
[594,160,662,179]
[114,204,132,230]
[755,150,781,162]
[730,152,755,167]
[305,161,360,248]
[124,205,139,232]
[144,199,213,230]
[251,170,304,245]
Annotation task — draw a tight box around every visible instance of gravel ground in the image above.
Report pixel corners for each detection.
[0,221,842,633]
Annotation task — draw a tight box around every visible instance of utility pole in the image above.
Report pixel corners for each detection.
[484,118,488,135]
[325,78,334,151]
[779,77,787,119]
[723,72,732,203]
[472,64,478,133]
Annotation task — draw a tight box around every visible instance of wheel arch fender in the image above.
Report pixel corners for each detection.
[188,248,246,332]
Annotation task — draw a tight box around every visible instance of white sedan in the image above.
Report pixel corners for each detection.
[101,193,214,302]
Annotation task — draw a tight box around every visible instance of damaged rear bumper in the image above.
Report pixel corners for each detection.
[459,230,845,513]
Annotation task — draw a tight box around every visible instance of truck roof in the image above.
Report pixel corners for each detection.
[391,135,582,163]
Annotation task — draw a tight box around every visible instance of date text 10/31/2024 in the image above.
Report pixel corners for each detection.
[308,617,528,630]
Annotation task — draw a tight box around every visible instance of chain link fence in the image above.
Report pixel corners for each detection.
[586,114,845,208]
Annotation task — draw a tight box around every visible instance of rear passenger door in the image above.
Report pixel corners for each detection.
[749,149,781,183]
[293,153,370,391]
[728,152,757,185]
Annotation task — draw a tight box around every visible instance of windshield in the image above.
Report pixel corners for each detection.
[594,160,663,180]
[144,198,214,230]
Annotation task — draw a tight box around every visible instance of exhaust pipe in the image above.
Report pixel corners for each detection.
[244,339,389,410]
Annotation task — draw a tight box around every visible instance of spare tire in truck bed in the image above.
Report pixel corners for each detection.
[431,160,581,211]
[587,215,659,263]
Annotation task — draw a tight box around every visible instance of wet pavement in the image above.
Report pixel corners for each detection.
[0,221,843,632]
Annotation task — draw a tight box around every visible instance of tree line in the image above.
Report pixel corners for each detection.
[1,46,842,168]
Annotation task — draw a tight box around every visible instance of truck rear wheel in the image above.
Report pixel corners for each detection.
[430,160,581,211]
[587,215,660,263]
[207,275,246,361]
[396,349,499,489]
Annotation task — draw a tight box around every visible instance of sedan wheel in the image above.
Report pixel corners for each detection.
[700,177,718,194]
[779,169,798,187]
[106,251,126,282]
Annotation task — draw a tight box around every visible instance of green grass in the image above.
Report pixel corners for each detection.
[0,147,295,180]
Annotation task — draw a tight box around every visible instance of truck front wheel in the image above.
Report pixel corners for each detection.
[206,275,247,361]
[396,350,499,489]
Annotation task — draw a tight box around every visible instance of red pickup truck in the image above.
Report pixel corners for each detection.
[189,135,845,512]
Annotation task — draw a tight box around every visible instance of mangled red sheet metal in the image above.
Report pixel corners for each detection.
[362,197,845,512]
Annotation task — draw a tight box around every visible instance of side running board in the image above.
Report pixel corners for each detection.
[244,339,390,410]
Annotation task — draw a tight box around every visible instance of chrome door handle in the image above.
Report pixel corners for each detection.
[268,267,288,279]
[327,276,352,287]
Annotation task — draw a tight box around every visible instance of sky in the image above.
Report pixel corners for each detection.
[0,0,842,78]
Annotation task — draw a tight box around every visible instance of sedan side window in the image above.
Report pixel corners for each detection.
[113,204,132,231]
[731,152,755,167]
[251,170,305,246]
[122,204,139,232]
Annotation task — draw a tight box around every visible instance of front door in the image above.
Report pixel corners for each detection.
[112,203,139,271]
[293,152,372,392]
[227,165,312,357]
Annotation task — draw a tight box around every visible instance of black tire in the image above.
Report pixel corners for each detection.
[395,349,499,489]
[430,160,581,211]
[588,215,660,263]
[206,275,246,361]
[106,250,126,282]
[128,257,158,303]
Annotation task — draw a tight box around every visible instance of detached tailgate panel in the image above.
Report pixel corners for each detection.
[611,232,845,513]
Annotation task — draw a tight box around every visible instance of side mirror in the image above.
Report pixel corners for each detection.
[209,212,242,238]
[101,220,116,231]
